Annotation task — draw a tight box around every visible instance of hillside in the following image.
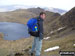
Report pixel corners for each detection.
[0,9,36,24]
[44,7,75,37]
[59,7,75,28]
[0,32,75,56]
[44,11,61,36]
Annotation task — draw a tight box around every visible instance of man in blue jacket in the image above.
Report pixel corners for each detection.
[30,12,46,56]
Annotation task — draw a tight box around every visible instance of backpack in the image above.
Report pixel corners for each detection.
[27,18,39,37]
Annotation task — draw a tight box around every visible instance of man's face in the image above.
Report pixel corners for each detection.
[40,14,46,20]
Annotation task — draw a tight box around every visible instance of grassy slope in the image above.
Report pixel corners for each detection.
[0,37,33,56]
[42,33,75,56]
[0,9,36,24]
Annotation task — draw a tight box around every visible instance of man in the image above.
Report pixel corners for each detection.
[30,12,46,56]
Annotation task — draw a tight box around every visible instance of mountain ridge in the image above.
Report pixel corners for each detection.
[0,5,67,14]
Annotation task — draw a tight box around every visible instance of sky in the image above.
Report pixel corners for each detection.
[0,0,75,10]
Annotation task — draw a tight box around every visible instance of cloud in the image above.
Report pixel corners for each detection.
[0,0,75,10]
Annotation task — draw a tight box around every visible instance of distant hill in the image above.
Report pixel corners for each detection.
[0,7,60,25]
[0,9,36,24]
[27,7,45,15]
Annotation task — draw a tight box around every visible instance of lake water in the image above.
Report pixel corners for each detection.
[0,22,30,40]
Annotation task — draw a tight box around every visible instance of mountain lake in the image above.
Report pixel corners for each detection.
[0,22,30,40]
